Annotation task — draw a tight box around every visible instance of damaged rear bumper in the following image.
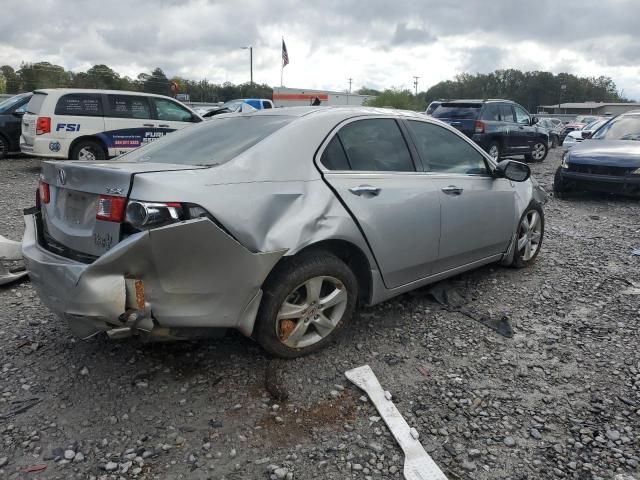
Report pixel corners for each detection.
[22,212,286,339]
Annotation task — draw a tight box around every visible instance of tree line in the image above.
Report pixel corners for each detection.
[0,62,630,111]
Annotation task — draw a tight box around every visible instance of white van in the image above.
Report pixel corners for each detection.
[20,89,203,160]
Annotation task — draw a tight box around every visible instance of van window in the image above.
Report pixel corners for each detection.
[107,95,151,119]
[26,93,47,115]
[153,98,194,122]
[262,101,272,109]
[54,94,103,116]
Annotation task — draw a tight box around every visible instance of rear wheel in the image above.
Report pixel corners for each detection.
[71,140,106,161]
[525,141,548,162]
[487,141,501,161]
[0,135,7,159]
[511,204,544,268]
[551,135,559,148]
[254,251,358,358]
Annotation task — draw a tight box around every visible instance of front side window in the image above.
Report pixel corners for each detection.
[337,119,414,172]
[514,105,530,125]
[407,120,488,175]
[153,98,194,122]
[107,95,151,119]
[54,94,103,116]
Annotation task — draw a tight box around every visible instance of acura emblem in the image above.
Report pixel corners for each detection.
[57,169,67,185]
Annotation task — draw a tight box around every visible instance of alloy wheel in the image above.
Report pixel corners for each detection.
[78,146,97,161]
[532,143,546,161]
[488,144,500,160]
[275,275,348,349]
[517,210,542,261]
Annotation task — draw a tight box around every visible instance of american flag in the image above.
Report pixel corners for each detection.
[282,39,289,67]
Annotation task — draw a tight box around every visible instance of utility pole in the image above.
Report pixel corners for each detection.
[413,76,419,96]
[242,46,253,85]
[348,78,353,94]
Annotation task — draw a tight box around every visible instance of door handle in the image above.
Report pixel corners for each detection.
[441,185,463,195]
[143,123,155,127]
[349,185,381,197]
[158,124,170,128]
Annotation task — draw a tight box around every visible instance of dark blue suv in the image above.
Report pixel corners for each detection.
[0,92,32,159]
[432,99,549,162]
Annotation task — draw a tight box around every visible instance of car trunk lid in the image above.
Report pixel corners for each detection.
[39,161,207,258]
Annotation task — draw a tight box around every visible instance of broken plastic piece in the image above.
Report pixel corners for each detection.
[0,234,28,286]
[346,365,448,480]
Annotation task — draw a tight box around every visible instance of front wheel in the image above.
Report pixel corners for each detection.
[0,135,8,159]
[553,167,572,199]
[71,140,106,161]
[511,205,544,268]
[254,251,358,358]
[524,141,548,162]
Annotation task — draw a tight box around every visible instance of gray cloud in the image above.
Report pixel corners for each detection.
[391,23,436,46]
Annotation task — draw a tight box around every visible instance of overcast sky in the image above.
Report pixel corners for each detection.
[1,0,639,100]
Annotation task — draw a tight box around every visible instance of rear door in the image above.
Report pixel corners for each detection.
[103,94,157,156]
[21,92,48,150]
[320,118,441,289]
[405,120,516,272]
[151,97,199,135]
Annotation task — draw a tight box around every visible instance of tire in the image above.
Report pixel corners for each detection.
[254,251,358,358]
[524,141,548,162]
[511,203,544,268]
[71,139,106,161]
[487,141,501,161]
[0,134,8,159]
[553,167,571,199]
[551,135,558,148]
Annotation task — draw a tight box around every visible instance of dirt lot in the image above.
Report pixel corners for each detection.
[0,149,639,480]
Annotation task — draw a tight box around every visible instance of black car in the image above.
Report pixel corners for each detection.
[432,99,549,162]
[554,111,640,197]
[0,93,32,158]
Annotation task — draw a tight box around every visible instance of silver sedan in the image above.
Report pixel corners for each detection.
[22,107,546,357]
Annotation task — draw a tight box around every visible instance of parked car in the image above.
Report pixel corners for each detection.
[536,118,562,148]
[203,98,274,118]
[23,107,546,357]
[554,110,640,197]
[431,99,549,162]
[0,92,32,158]
[559,116,604,145]
[20,89,203,160]
[561,118,609,149]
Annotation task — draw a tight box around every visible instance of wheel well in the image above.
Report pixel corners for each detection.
[266,240,373,305]
[0,132,9,152]
[68,136,108,159]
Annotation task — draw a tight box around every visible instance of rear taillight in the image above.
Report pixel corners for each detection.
[474,120,485,134]
[38,180,50,205]
[36,117,51,135]
[96,195,127,223]
[125,201,184,229]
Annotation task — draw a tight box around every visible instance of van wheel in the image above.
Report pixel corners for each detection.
[0,135,7,159]
[487,141,501,160]
[71,140,106,161]
[254,251,358,358]
[511,204,544,268]
[525,141,548,162]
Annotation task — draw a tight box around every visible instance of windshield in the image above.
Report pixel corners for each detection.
[222,100,243,111]
[432,103,481,120]
[0,93,30,113]
[119,115,294,165]
[592,115,640,141]
[584,119,608,132]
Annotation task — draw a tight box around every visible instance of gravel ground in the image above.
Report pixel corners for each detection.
[0,149,639,480]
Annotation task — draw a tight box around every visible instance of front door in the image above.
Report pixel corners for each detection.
[151,97,199,135]
[320,118,442,289]
[404,119,516,273]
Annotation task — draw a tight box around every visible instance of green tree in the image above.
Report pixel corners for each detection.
[18,62,70,91]
[0,66,21,93]
[364,88,420,110]
[142,67,170,96]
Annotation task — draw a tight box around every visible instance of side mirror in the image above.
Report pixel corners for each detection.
[494,160,531,182]
[582,131,593,139]
[531,116,539,125]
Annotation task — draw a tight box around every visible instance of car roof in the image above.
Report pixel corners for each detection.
[233,106,427,120]
[443,99,513,104]
[32,88,178,99]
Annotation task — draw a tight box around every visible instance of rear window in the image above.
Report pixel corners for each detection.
[432,103,481,120]
[120,115,293,166]
[26,93,47,114]
[55,94,103,116]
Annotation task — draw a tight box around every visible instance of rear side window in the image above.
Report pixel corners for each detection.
[500,105,515,123]
[481,104,501,121]
[153,98,194,122]
[107,95,151,119]
[26,93,47,114]
[120,115,293,166]
[338,119,414,172]
[432,103,481,120]
[55,94,103,116]
[262,101,272,109]
[321,136,350,170]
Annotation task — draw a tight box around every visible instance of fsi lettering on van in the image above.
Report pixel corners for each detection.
[56,123,81,132]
